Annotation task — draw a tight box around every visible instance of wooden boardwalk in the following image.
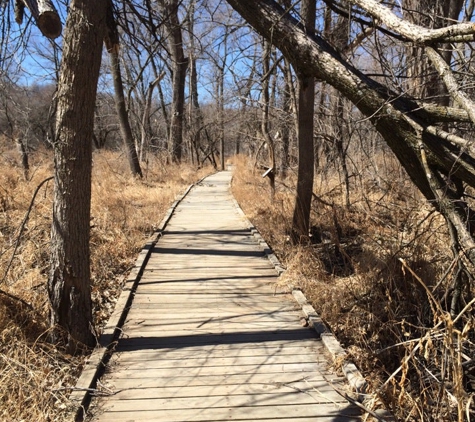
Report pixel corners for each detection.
[88,171,362,421]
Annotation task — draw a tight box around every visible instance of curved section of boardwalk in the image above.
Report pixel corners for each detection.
[90,172,361,421]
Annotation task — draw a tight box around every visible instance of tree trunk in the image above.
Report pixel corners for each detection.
[261,39,276,199]
[139,74,164,163]
[170,57,187,162]
[290,0,316,243]
[219,69,225,171]
[403,0,467,312]
[157,0,188,163]
[404,0,464,105]
[333,95,351,210]
[279,58,293,177]
[14,136,29,181]
[156,73,170,146]
[187,0,205,166]
[48,0,107,354]
[189,52,203,165]
[105,4,143,178]
[325,3,351,207]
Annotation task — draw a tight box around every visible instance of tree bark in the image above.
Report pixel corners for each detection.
[14,135,29,181]
[279,58,294,177]
[290,0,315,243]
[139,74,164,163]
[351,0,474,43]
[403,0,464,105]
[261,39,276,199]
[218,63,225,170]
[48,0,107,354]
[186,0,205,166]
[157,0,188,163]
[105,2,143,178]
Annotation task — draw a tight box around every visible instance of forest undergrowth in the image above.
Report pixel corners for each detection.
[231,155,475,421]
[0,147,210,421]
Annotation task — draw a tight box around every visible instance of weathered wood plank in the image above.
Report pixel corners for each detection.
[121,326,312,337]
[123,320,306,330]
[131,293,290,303]
[135,279,286,289]
[92,403,361,421]
[122,321,305,333]
[109,353,322,369]
[111,345,320,361]
[136,279,279,287]
[106,362,325,379]
[123,310,299,322]
[103,380,347,401]
[99,391,347,411]
[124,312,299,323]
[94,416,356,422]
[111,344,321,361]
[104,372,342,389]
[126,302,299,311]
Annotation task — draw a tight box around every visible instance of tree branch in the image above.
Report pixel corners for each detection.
[1,176,53,286]
[425,46,475,125]
[349,0,475,43]
[18,0,62,39]
[415,102,472,123]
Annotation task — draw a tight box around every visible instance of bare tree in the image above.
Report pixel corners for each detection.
[0,81,30,180]
[48,0,107,354]
[260,39,276,198]
[156,0,188,162]
[105,0,143,177]
[186,0,205,165]
[278,57,296,177]
[290,0,316,243]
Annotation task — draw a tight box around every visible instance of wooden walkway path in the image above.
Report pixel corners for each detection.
[88,171,362,421]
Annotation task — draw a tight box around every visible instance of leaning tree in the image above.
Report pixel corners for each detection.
[226,0,475,276]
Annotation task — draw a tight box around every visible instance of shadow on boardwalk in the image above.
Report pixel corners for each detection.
[85,172,363,422]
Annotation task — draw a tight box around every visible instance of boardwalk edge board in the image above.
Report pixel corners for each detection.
[230,195,369,400]
[70,176,209,422]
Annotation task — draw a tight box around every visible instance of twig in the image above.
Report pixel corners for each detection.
[0,286,33,309]
[312,192,334,207]
[376,332,444,354]
[453,296,475,325]
[466,395,473,421]
[0,176,53,286]
[49,385,122,397]
[333,388,389,422]
[50,386,100,393]
[399,258,444,317]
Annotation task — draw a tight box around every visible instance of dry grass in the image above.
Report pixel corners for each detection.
[231,154,475,421]
[0,146,211,421]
